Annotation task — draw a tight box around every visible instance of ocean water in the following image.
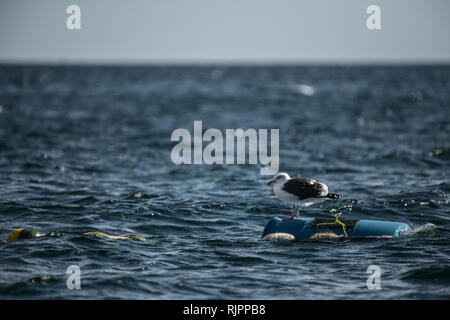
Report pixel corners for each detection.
[0,65,449,299]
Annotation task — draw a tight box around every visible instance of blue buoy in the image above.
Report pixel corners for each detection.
[261,217,411,240]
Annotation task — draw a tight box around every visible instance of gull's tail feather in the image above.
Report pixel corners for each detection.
[326,193,340,199]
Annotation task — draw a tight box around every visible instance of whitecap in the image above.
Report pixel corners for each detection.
[288,84,315,96]
[399,223,439,238]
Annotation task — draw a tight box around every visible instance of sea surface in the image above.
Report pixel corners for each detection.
[0,65,449,299]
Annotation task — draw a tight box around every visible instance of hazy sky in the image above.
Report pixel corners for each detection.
[1,0,449,64]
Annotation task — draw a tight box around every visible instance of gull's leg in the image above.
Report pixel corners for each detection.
[296,205,300,218]
[283,205,295,221]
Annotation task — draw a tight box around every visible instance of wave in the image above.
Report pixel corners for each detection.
[399,223,440,238]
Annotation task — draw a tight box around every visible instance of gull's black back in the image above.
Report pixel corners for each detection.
[282,178,326,200]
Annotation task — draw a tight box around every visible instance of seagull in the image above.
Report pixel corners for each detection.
[267,172,340,220]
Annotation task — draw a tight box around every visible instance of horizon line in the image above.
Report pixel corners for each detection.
[1,58,450,67]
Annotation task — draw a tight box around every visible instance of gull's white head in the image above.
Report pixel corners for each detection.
[267,172,291,186]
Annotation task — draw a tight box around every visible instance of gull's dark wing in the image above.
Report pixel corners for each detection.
[282,178,327,200]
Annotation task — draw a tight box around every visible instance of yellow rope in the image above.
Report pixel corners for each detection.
[315,212,348,237]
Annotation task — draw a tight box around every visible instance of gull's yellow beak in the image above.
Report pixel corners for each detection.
[267,180,274,186]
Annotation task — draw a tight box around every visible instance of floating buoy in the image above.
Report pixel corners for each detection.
[262,216,411,241]
[6,228,146,243]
